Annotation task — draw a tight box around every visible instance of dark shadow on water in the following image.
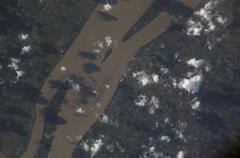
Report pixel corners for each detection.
[161,0,193,16]
[44,81,69,124]
[34,81,70,158]
[94,0,118,5]
[69,75,97,104]
[123,0,194,41]
[78,51,99,60]
[101,49,112,63]
[48,80,63,89]
[36,95,49,105]
[168,22,185,32]
[46,115,67,125]
[96,11,118,22]
[83,63,100,74]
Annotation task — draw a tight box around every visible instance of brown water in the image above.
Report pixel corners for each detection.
[21,0,203,157]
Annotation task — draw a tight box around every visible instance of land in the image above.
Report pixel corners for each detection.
[22,0,205,158]
[73,0,240,158]
[0,0,240,158]
[0,0,97,157]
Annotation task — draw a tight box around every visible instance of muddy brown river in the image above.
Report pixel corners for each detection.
[21,0,204,157]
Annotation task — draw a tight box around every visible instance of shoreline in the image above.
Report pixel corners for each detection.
[22,0,205,157]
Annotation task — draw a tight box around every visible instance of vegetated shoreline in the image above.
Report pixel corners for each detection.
[1,1,97,157]
[24,0,205,157]
[73,0,240,157]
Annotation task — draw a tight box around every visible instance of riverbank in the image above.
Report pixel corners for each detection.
[22,0,204,157]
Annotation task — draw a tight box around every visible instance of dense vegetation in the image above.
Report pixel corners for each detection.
[0,0,97,157]
[73,0,240,157]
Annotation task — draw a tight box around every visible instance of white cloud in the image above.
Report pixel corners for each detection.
[134,95,147,107]
[186,58,204,68]
[16,70,24,79]
[90,138,104,157]
[148,96,160,114]
[8,58,25,81]
[76,107,85,114]
[75,135,82,141]
[216,15,227,25]
[172,78,177,88]
[176,129,185,140]
[92,90,97,94]
[204,64,211,72]
[132,71,151,86]
[141,146,162,158]
[132,71,160,86]
[99,114,109,123]
[160,136,171,143]
[93,49,100,53]
[60,66,67,71]
[106,144,114,153]
[186,0,227,36]
[104,36,112,47]
[178,74,203,94]
[81,136,105,157]
[151,74,159,83]
[186,72,195,78]
[207,40,214,50]
[21,45,31,54]
[96,102,101,107]
[177,151,185,158]
[140,76,150,86]
[8,58,20,70]
[134,95,160,114]
[164,117,170,124]
[186,19,203,36]
[72,83,80,91]
[96,41,104,49]
[206,21,216,32]
[191,99,201,110]
[98,43,104,49]
[18,33,29,40]
[160,67,169,74]
[93,36,113,53]
[195,7,212,21]
[82,142,90,152]
[104,84,111,89]
[102,3,112,12]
